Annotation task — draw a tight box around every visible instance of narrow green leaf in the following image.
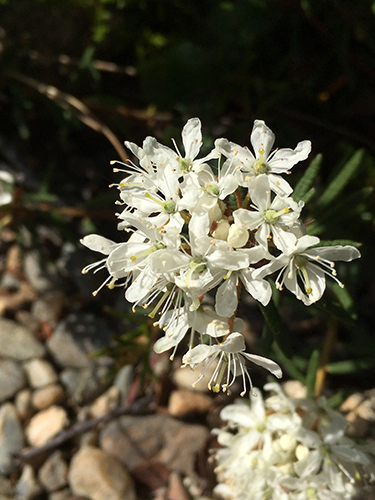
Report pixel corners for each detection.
[327,359,375,374]
[258,300,305,383]
[300,187,316,204]
[331,282,357,320]
[292,154,322,202]
[307,186,373,235]
[312,239,362,248]
[305,349,320,399]
[272,342,305,383]
[316,149,364,209]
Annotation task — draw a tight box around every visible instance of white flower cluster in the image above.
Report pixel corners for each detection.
[0,170,14,207]
[213,384,375,500]
[81,118,360,395]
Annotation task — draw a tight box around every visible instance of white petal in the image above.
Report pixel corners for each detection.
[268,140,312,173]
[215,274,238,317]
[220,332,247,353]
[306,245,361,262]
[240,270,272,306]
[241,352,282,378]
[182,118,202,160]
[80,235,118,255]
[251,120,275,158]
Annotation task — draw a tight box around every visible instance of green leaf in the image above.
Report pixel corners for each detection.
[307,186,373,235]
[258,298,305,383]
[300,187,316,204]
[316,149,364,210]
[326,358,375,374]
[312,239,362,248]
[292,154,322,202]
[305,349,320,399]
[331,282,357,320]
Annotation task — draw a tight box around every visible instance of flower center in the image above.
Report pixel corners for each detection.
[263,207,291,224]
[189,258,207,274]
[252,148,270,176]
[180,157,191,172]
[208,183,220,197]
[162,199,176,214]
[293,255,312,295]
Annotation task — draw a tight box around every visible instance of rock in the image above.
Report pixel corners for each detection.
[48,488,72,500]
[100,414,209,476]
[0,359,26,403]
[0,403,24,474]
[23,250,57,293]
[15,388,33,419]
[90,386,120,418]
[173,363,216,393]
[26,406,68,447]
[282,380,307,399]
[60,362,111,405]
[168,472,190,500]
[340,392,364,413]
[0,476,14,498]
[31,291,65,328]
[24,358,58,388]
[15,310,41,336]
[68,446,136,500]
[0,318,45,360]
[168,389,212,417]
[47,313,113,369]
[39,451,69,492]
[15,464,42,500]
[32,384,64,410]
[113,365,133,403]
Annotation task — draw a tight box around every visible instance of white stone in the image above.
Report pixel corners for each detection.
[69,446,136,500]
[32,384,64,410]
[26,406,68,447]
[90,386,120,418]
[24,359,58,389]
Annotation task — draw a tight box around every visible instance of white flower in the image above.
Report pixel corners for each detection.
[215,120,311,195]
[234,175,304,253]
[213,384,374,500]
[182,332,282,395]
[254,235,361,305]
[0,170,14,206]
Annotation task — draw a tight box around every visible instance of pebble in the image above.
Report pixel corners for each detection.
[168,389,213,417]
[32,384,64,410]
[38,450,69,492]
[0,359,26,403]
[15,464,42,500]
[340,392,364,413]
[100,414,209,476]
[15,388,33,420]
[48,488,72,500]
[24,358,58,388]
[60,363,111,405]
[68,446,136,500]
[0,403,24,474]
[23,250,57,294]
[47,313,112,369]
[113,365,133,403]
[26,406,68,447]
[31,291,65,328]
[282,380,307,399]
[0,318,45,360]
[90,386,120,418]
[0,476,14,498]
[172,362,216,393]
